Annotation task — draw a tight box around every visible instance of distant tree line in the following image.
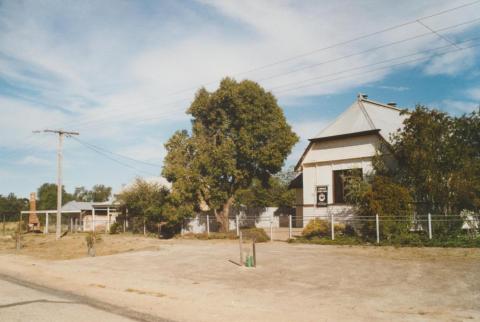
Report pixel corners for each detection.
[0,184,113,216]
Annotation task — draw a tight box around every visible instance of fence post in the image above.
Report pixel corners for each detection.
[45,212,49,234]
[92,207,96,232]
[181,219,184,236]
[331,213,335,240]
[206,214,210,236]
[376,214,380,244]
[236,215,239,236]
[428,213,432,240]
[288,215,292,239]
[270,220,273,242]
[3,214,5,236]
[239,231,243,266]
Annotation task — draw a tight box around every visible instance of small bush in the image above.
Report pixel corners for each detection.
[241,227,269,243]
[302,219,330,238]
[85,232,102,256]
[109,222,121,234]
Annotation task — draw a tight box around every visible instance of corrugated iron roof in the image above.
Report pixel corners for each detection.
[311,94,408,144]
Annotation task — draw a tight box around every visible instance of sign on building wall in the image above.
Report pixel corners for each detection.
[316,185,328,207]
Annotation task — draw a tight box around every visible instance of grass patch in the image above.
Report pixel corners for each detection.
[290,234,480,248]
[290,236,362,245]
[240,227,269,243]
[180,232,238,240]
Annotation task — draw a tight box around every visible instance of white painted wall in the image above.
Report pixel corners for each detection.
[303,134,380,164]
[183,207,288,234]
[298,134,381,227]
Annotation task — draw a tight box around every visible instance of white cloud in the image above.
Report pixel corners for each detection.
[1,0,479,194]
[436,99,479,113]
[285,118,331,167]
[116,137,166,164]
[466,87,480,101]
[423,48,476,76]
[1,0,478,141]
[291,119,331,142]
[376,85,410,92]
[19,155,52,166]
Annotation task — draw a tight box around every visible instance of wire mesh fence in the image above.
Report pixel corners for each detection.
[3,207,479,246]
[181,211,480,244]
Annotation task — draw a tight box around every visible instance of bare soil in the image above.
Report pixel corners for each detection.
[0,235,478,321]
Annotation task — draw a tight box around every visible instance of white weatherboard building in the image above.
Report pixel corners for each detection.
[291,94,407,227]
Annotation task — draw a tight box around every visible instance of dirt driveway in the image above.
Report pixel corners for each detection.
[0,236,479,321]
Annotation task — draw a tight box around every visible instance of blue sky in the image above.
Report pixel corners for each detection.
[1,0,479,198]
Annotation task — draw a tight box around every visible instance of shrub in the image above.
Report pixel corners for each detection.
[109,222,121,234]
[241,227,269,242]
[302,219,330,238]
[85,232,102,257]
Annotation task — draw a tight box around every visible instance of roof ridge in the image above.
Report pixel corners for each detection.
[357,98,376,130]
[361,97,403,111]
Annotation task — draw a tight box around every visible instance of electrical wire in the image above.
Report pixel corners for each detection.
[41,1,480,130]
[71,136,159,177]
[72,137,162,168]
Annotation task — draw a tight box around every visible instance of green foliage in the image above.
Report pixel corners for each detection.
[0,193,28,214]
[302,219,330,238]
[291,234,480,248]
[37,183,73,210]
[389,106,480,215]
[162,78,298,231]
[116,178,176,234]
[241,227,269,242]
[235,171,296,208]
[109,222,121,234]
[347,175,414,241]
[73,185,112,202]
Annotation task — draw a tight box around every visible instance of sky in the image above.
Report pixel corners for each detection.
[0,0,480,198]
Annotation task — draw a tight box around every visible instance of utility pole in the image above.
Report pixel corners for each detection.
[35,129,79,240]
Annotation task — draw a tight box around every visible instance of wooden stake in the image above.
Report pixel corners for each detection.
[239,231,243,266]
[252,239,256,267]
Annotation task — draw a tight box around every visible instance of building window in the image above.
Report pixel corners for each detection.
[333,168,363,204]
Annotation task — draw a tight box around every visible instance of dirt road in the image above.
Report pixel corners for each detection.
[0,275,163,321]
[0,237,479,321]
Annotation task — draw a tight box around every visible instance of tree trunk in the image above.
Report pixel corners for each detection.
[215,197,234,233]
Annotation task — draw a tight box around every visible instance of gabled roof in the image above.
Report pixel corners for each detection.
[61,200,118,211]
[311,94,408,144]
[294,94,409,171]
[61,201,94,211]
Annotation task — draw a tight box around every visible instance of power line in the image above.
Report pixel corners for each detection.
[274,41,480,95]
[256,17,480,83]
[71,136,159,177]
[73,137,162,168]
[416,19,462,49]
[271,35,480,91]
[43,1,480,130]
[228,0,480,78]
[73,34,480,131]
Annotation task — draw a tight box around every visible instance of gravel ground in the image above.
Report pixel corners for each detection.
[0,237,479,321]
[0,277,141,321]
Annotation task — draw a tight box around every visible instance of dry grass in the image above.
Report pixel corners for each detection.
[124,288,165,298]
[0,233,162,260]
